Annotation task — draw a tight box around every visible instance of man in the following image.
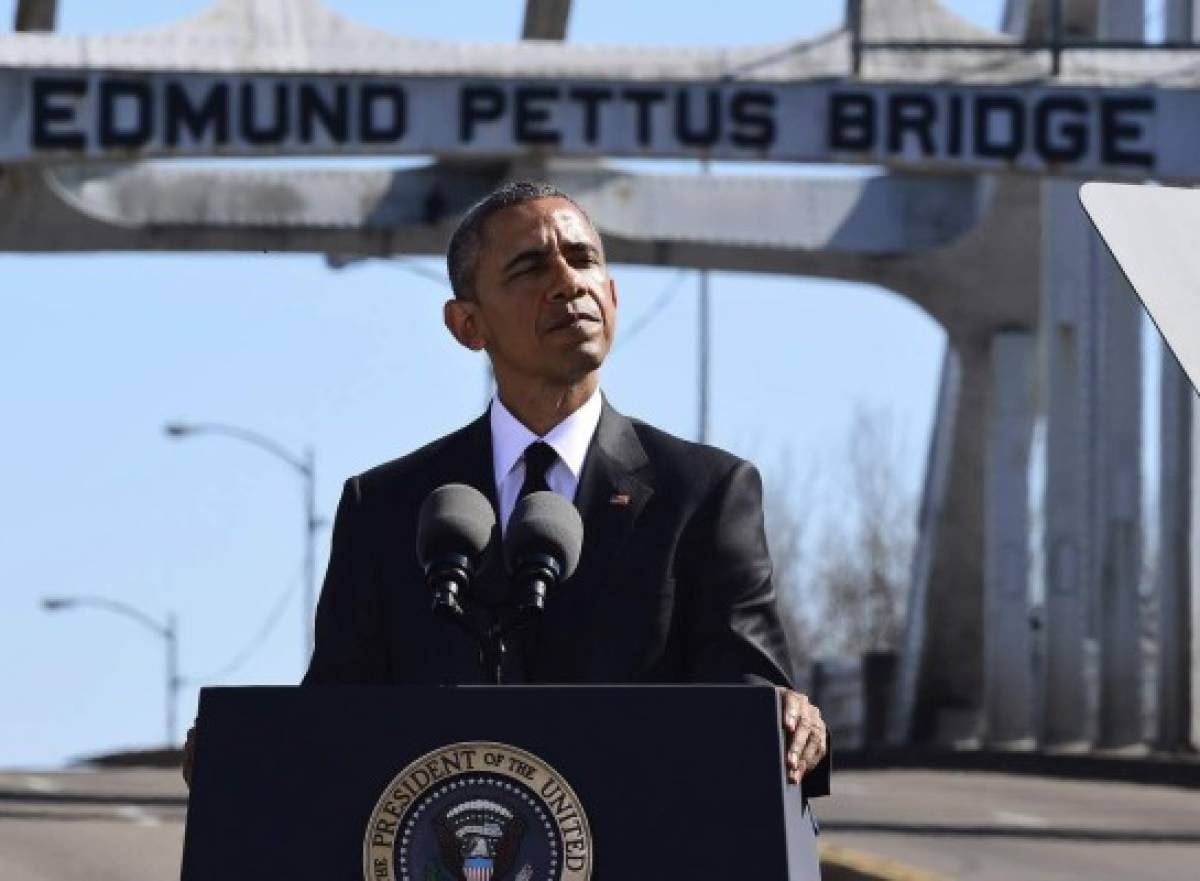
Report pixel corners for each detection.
[187,181,828,792]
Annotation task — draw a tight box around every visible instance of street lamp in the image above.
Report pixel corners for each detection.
[164,421,321,658]
[41,595,180,746]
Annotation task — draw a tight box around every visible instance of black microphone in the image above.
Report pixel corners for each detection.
[416,484,496,619]
[503,490,584,614]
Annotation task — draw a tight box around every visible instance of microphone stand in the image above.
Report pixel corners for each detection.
[432,593,539,685]
[420,485,572,684]
[480,626,507,686]
[476,557,558,683]
[425,528,565,684]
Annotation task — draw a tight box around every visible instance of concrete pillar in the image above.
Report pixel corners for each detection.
[984,331,1036,747]
[911,340,990,746]
[1039,178,1099,749]
[1159,0,1200,756]
[1095,254,1144,749]
[1190,398,1200,750]
[1036,0,1145,752]
[1157,354,1197,749]
[1091,0,1146,752]
[1166,0,1200,40]
[1098,0,1144,39]
[888,347,961,745]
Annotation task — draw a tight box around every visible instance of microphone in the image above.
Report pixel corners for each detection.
[416,484,496,618]
[503,490,584,614]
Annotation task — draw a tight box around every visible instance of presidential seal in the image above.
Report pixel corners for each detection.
[364,742,592,881]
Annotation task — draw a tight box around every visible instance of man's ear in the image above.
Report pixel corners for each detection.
[608,277,619,312]
[444,298,487,351]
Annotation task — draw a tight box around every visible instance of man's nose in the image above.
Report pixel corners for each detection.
[546,257,588,301]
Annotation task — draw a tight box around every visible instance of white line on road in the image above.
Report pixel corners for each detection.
[20,776,61,793]
[115,806,161,827]
[992,809,1050,827]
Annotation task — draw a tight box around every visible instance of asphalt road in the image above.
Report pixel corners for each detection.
[817,769,1200,881]
[0,766,1196,880]
[0,769,186,881]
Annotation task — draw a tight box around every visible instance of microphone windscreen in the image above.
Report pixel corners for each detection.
[504,491,584,580]
[416,484,496,569]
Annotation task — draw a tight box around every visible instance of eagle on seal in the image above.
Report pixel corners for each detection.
[435,797,525,881]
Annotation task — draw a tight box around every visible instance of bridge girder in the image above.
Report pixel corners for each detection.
[0,159,1038,336]
[521,0,572,40]
[6,0,1156,752]
[13,0,56,32]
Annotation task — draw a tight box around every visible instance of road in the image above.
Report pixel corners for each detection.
[817,769,1200,881]
[0,768,185,881]
[0,766,1196,880]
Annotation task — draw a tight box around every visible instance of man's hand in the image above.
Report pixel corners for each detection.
[779,688,827,785]
[182,725,196,789]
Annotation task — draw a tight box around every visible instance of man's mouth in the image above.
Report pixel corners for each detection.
[545,313,599,332]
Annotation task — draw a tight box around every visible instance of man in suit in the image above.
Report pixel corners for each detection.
[185,181,828,793]
[302,180,827,794]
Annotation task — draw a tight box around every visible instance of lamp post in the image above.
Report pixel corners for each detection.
[164,421,319,658]
[41,596,179,746]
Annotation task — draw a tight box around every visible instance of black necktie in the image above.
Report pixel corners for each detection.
[519,441,557,499]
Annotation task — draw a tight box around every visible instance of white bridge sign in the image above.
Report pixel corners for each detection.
[0,71,1178,181]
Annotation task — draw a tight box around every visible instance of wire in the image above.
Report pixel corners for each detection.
[184,563,303,685]
[613,268,690,351]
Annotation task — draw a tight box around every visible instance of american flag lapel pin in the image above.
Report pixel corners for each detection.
[609,492,631,507]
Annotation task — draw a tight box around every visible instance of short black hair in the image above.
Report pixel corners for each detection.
[446,181,601,300]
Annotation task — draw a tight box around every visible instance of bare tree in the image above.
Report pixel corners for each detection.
[763,404,917,666]
[762,456,822,669]
[813,405,916,656]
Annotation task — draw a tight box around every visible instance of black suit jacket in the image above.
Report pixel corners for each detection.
[304,399,829,796]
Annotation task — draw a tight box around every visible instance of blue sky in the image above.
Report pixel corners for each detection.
[0,0,1016,767]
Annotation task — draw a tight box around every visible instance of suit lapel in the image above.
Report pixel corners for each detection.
[525,399,654,678]
[568,399,654,599]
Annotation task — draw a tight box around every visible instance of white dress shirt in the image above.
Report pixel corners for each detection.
[490,388,603,531]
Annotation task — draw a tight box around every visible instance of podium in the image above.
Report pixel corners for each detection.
[181,685,821,880]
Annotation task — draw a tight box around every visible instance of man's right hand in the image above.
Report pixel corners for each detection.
[182,725,196,788]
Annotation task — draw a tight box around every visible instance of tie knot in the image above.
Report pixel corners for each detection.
[520,441,557,497]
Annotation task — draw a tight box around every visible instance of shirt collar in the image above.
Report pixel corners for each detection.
[490,387,603,484]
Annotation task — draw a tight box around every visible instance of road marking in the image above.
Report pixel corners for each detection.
[820,843,951,881]
[20,776,61,793]
[992,809,1050,827]
[115,805,161,827]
